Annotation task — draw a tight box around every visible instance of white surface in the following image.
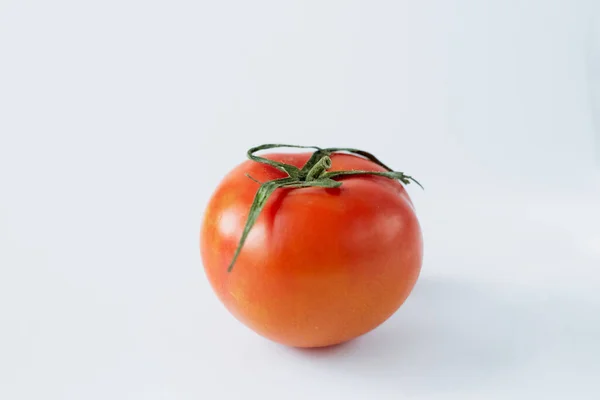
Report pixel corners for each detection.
[1,1,600,399]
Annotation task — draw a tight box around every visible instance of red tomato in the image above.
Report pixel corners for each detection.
[200,147,423,348]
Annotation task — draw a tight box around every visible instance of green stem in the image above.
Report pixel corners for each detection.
[247,144,321,179]
[226,144,422,272]
[226,177,294,272]
[306,155,332,181]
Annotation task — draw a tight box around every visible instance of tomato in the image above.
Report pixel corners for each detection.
[200,145,423,348]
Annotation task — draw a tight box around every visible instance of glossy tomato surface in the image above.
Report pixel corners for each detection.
[200,152,423,348]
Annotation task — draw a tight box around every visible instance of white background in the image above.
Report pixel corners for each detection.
[1,1,600,399]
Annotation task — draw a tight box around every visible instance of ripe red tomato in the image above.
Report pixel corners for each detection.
[200,145,423,348]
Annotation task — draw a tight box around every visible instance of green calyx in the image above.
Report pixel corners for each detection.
[227,144,422,272]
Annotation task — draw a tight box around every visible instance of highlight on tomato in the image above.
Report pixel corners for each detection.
[200,144,423,348]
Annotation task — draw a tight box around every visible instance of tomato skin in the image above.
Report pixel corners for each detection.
[200,152,423,348]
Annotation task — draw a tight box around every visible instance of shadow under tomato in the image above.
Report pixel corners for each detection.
[281,277,600,392]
